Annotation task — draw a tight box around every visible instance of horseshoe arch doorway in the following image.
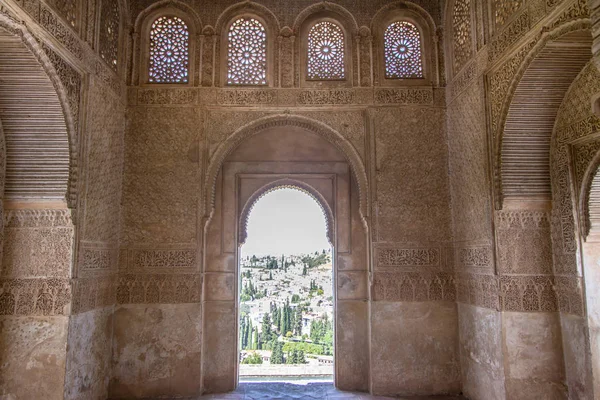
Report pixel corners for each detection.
[201,116,371,394]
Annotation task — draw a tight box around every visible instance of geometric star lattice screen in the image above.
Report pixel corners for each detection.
[307,21,345,80]
[384,21,424,79]
[227,18,267,85]
[149,16,190,83]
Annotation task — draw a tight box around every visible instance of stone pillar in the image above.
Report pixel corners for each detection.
[0,208,74,400]
[357,26,372,87]
[279,27,294,88]
[494,208,567,399]
[201,26,216,87]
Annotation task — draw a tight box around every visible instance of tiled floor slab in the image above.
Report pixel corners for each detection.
[197,382,466,400]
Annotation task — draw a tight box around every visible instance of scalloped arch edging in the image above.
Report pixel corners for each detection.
[238,180,334,247]
[203,114,369,224]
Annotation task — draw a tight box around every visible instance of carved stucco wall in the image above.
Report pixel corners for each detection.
[2,0,600,398]
[550,60,600,400]
[0,1,128,399]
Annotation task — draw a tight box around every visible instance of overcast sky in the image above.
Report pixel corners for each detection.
[241,188,331,257]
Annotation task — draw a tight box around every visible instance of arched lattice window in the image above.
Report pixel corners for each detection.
[149,16,190,83]
[384,21,424,79]
[307,21,345,80]
[227,18,267,85]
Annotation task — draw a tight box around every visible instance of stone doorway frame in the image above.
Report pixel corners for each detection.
[235,176,338,383]
[201,115,371,394]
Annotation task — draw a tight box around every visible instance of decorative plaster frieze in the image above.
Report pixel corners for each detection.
[375,247,440,268]
[217,89,275,105]
[71,276,114,314]
[119,248,198,273]
[116,274,201,304]
[374,88,433,105]
[0,278,71,316]
[457,246,494,271]
[297,89,354,105]
[372,272,456,302]
[4,209,72,227]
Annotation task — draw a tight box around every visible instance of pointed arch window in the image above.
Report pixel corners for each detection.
[307,21,345,80]
[383,21,424,79]
[227,18,267,85]
[148,16,190,83]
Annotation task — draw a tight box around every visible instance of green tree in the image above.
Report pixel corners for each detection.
[295,307,303,336]
[262,313,273,343]
[287,349,298,364]
[242,352,263,364]
[271,341,284,364]
[252,328,259,350]
[297,350,306,364]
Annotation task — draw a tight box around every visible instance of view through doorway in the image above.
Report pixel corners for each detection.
[238,187,334,383]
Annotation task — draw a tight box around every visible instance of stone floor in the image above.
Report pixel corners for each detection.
[198,382,467,399]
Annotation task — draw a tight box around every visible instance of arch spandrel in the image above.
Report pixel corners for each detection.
[292,2,359,35]
[203,114,369,225]
[238,179,335,247]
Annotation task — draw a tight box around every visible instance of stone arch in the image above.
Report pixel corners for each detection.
[134,0,201,85]
[134,0,203,33]
[215,1,280,87]
[0,14,78,209]
[238,179,335,246]
[371,1,438,85]
[494,20,592,208]
[293,2,359,35]
[372,1,436,35]
[203,114,369,224]
[581,148,600,240]
[293,3,358,87]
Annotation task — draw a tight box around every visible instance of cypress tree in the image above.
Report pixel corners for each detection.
[240,316,246,349]
[262,313,272,342]
[252,328,258,350]
[271,342,284,364]
[298,350,306,364]
[246,319,253,350]
[295,307,303,336]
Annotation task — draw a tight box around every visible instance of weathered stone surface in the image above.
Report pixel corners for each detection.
[0,316,69,400]
[371,302,461,396]
[64,307,113,400]
[458,304,505,400]
[110,304,202,398]
[503,312,567,400]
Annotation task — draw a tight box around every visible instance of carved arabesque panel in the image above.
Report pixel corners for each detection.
[452,0,474,75]
[99,0,120,70]
[46,0,79,29]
